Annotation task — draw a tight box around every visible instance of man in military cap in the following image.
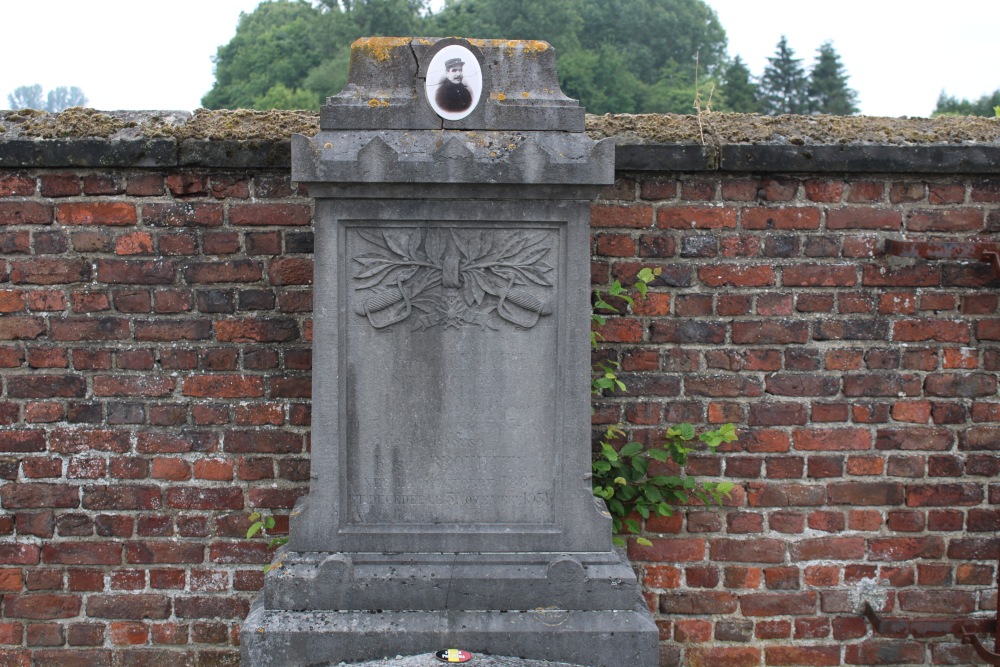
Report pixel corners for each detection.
[435,57,473,113]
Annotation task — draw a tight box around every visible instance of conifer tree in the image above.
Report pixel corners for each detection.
[759,36,809,115]
[720,55,761,113]
[808,41,858,115]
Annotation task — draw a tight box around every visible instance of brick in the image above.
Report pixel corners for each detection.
[124,542,204,564]
[230,203,311,226]
[135,319,211,341]
[96,259,175,285]
[828,482,904,506]
[869,536,946,561]
[732,321,807,344]
[929,372,996,399]
[898,589,974,614]
[843,373,920,397]
[87,594,171,620]
[56,202,136,226]
[10,258,89,285]
[765,646,839,666]
[698,265,774,287]
[267,257,314,285]
[0,483,79,509]
[658,591,737,614]
[81,486,161,511]
[685,647,760,667]
[875,427,952,451]
[649,320,725,344]
[893,318,970,343]
[165,487,244,511]
[907,483,982,506]
[862,263,939,287]
[41,542,122,565]
[657,206,735,230]
[93,376,175,397]
[709,538,785,563]
[4,594,81,620]
[144,202,223,227]
[826,208,901,230]
[50,317,130,341]
[214,318,298,342]
[136,432,218,454]
[0,202,52,225]
[791,537,865,561]
[183,260,263,284]
[627,538,705,562]
[741,206,820,230]
[0,544,40,565]
[173,595,249,619]
[0,431,45,453]
[181,375,264,398]
[907,208,982,232]
[0,173,36,196]
[114,232,154,256]
[782,264,855,286]
[50,429,130,454]
[741,592,817,616]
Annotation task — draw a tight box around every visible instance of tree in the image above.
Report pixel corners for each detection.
[7,84,88,112]
[759,36,809,115]
[807,41,858,115]
[203,0,730,114]
[202,0,335,110]
[46,86,88,112]
[430,0,729,114]
[934,89,1000,117]
[719,55,761,113]
[7,85,44,110]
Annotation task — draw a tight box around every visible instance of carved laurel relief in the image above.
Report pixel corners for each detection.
[352,227,554,330]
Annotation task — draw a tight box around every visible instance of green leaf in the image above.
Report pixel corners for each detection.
[247,522,263,539]
[646,448,668,462]
[624,518,641,534]
[636,267,656,284]
[264,516,276,530]
[248,512,261,522]
[636,537,653,547]
[677,423,696,440]
[612,536,626,547]
[609,499,625,516]
[593,461,612,472]
[619,442,643,458]
[614,476,627,486]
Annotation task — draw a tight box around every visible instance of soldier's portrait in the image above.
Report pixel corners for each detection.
[426,45,482,121]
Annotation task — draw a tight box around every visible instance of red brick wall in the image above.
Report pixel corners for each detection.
[0,166,313,666]
[592,170,1000,667]
[1,144,999,666]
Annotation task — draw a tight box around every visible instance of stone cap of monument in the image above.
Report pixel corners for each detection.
[320,37,585,132]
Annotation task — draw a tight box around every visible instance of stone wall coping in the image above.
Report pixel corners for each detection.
[1,109,998,173]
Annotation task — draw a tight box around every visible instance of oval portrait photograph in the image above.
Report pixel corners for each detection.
[425,45,482,121]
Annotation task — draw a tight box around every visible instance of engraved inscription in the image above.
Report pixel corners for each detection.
[352,228,554,330]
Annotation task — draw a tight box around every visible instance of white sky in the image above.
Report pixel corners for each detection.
[0,0,997,117]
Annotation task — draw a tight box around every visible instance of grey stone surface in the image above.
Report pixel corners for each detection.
[243,35,656,667]
[332,653,587,667]
[241,601,657,667]
[321,37,584,131]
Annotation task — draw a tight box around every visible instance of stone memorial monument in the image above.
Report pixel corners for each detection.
[241,36,658,667]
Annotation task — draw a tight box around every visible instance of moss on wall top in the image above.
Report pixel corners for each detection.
[1,107,998,146]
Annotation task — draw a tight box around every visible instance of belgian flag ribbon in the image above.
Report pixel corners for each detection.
[434,649,472,663]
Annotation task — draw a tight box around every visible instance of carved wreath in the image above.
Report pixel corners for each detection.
[352,228,554,330]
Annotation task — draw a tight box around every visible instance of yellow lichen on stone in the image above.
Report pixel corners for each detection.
[352,36,412,62]
[367,99,390,108]
[490,92,507,102]
[521,92,531,98]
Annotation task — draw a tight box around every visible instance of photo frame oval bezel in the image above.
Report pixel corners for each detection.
[420,38,490,127]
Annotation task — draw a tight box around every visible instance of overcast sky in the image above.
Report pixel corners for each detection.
[0,0,997,117]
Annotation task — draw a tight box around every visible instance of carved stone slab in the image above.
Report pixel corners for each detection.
[242,35,657,667]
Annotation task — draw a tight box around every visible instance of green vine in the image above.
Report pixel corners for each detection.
[247,511,288,571]
[590,267,736,547]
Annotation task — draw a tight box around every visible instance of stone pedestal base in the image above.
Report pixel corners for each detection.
[240,602,658,667]
[240,549,658,667]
